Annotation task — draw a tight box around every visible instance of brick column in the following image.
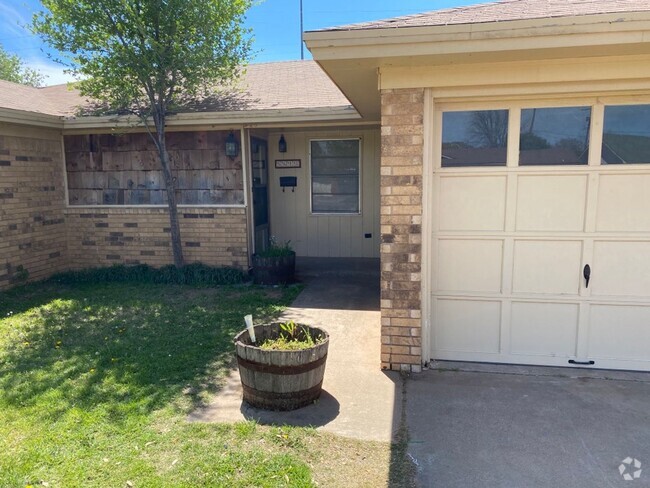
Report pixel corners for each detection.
[379,88,424,373]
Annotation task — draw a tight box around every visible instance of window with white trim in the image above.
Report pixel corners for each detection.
[442,109,509,167]
[519,106,591,166]
[602,104,650,164]
[310,139,360,214]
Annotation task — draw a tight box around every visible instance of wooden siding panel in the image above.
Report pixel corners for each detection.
[64,131,244,206]
[268,128,380,258]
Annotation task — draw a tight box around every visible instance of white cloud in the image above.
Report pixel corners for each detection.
[25,59,78,86]
[0,2,29,37]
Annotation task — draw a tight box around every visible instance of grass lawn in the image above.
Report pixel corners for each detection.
[0,282,413,487]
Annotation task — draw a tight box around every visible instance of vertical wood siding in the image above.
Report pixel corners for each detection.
[65,131,244,206]
[267,128,380,258]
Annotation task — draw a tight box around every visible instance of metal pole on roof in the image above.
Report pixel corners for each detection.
[300,0,304,60]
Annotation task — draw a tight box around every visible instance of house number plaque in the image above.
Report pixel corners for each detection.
[275,159,301,169]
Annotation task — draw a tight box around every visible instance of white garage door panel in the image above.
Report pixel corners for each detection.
[437,239,503,293]
[512,240,583,295]
[432,150,650,370]
[434,299,501,354]
[589,305,650,362]
[438,176,507,231]
[510,302,579,357]
[515,175,587,232]
[597,174,650,232]
[591,241,650,298]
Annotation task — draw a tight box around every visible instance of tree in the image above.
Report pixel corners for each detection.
[470,110,508,148]
[33,0,252,267]
[519,132,550,151]
[0,44,44,87]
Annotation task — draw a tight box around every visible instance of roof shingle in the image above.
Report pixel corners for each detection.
[317,0,650,31]
[0,60,351,117]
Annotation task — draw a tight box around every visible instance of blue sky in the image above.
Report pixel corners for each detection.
[0,0,477,86]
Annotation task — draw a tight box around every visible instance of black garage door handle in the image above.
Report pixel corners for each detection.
[583,264,591,288]
[569,359,595,366]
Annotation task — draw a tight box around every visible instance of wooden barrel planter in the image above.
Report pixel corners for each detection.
[234,323,329,411]
[251,252,296,285]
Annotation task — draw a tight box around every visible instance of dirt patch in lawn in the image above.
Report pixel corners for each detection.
[303,432,416,488]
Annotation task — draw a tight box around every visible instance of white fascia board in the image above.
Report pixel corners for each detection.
[0,108,63,129]
[61,106,361,131]
[305,11,650,59]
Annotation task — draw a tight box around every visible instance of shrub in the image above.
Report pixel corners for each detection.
[48,263,245,287]
[255,237,294,258]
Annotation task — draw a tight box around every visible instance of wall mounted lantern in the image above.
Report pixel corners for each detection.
[278,134,287,153]
[225,132,239,158]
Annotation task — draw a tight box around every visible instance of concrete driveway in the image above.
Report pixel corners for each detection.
[407,362,650,487]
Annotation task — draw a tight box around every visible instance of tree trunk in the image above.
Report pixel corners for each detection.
[156,130,185,268]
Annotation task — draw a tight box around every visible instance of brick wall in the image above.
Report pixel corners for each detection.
[0,124,250,291]
[0,124,68,289]
[379,88,424,373]
[65,208,248,269]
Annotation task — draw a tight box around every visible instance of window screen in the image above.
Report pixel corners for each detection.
[311,139,360,214]
[442,110,508,167]
[602,104,650,164]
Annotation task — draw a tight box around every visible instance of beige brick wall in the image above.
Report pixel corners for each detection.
[65,207,249,269]
[0,123,250,291]
[0,124,68,289]
[380,88,424,373]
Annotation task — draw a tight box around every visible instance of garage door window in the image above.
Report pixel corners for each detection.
[442,110,508,167]
[602,104,650,164]
[311,139,360,214]
[519,107,591,166]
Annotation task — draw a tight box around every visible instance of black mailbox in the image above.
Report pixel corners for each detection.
[280,176,297,192]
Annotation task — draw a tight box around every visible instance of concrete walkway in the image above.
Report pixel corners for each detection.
[189,258,402,443]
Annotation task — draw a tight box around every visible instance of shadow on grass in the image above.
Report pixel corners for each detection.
[0,282,300,424]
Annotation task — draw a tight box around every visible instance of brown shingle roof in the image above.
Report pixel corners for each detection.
[318,0,650,31]
[0,60,351,117]
[0,79,82,117]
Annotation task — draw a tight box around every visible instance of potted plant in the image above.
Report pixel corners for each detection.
[251,237,296,285]
[234,319,329,411]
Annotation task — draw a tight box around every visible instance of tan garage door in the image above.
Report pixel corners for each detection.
[431,168,650,371]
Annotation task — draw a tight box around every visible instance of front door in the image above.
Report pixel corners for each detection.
[251,137,270,253]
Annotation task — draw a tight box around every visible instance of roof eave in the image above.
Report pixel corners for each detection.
[0,108,64,129]
[61,106,361,131]
[304,10,650,58]
[304,10,650,122]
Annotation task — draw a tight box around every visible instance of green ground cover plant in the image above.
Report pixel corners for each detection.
[260,321,325,351]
